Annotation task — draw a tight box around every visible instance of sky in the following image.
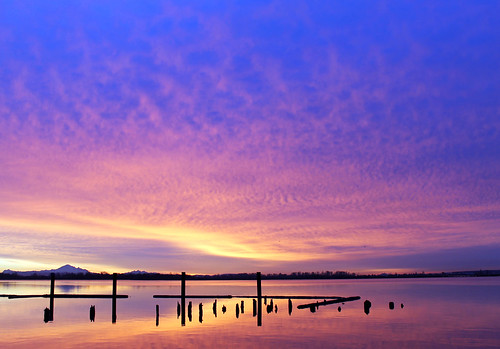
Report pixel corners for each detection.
[0,0,499,274]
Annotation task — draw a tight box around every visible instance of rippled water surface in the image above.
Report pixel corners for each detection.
[1,277,499,348]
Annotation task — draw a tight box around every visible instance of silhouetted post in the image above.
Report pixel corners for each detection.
[49,273,55,321]
[253,299,257,317]
[288,298,292,315]
[213,299,217,317]
[181,272,186,326]
[364,299,371,315]
[156,304,159,326]
[389,301,394,310]
[188,301,192,322]
[241,300,244,314]
[257,272,262,326]
[112,273,117,323]
[43,307,51,323]
[199,303,203,323]
[90,305,96,322]
[236,303,240,318]
[177,302,180,318]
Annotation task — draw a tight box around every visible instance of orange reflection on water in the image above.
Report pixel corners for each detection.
[1,278,500,348]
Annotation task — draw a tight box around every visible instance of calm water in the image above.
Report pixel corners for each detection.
[1,277,499,348]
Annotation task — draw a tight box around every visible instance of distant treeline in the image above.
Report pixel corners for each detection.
[1,269,500,280]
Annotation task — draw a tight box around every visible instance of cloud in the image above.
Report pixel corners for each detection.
[0,1,498,272]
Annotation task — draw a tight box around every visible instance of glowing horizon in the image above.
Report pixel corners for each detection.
[1,1,499,274]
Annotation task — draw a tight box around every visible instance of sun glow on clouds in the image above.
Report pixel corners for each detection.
[0,1,499,273]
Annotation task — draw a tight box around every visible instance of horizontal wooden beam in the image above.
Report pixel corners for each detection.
[153,294,349,300]
[297,296,360,309]
[8,294,128,299]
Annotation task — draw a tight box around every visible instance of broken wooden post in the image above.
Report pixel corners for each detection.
[181,272,186,326]
[112,273,117,323]
[90,305,96,322]
[49,273,55,321]
[199,303,203,323]
[364,299,371,315]
[257,272,262,326]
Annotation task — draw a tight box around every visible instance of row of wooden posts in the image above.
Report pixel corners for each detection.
[5,271,360,325]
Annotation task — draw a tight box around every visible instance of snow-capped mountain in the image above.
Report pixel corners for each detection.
[2,264,90,276]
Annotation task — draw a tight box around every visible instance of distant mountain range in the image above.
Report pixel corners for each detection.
[2,265,500,279]
[2,264,90,276]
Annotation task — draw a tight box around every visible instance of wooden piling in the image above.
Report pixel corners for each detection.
[112,273,117,323]
[156,304,159,326]
[199,303,203,323]
[49,273,55,321]
[181,272,186,326]
[257,272,262,326]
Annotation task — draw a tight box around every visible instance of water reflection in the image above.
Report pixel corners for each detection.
[3,278,500,349]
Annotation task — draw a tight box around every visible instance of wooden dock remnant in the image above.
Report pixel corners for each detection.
[297,296,361,310]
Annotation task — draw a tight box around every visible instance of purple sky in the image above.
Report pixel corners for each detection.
[0,1,499,274]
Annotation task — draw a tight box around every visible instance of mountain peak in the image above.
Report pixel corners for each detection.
[2,265,90,276]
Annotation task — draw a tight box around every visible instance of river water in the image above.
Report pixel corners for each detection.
[1,277,499,348]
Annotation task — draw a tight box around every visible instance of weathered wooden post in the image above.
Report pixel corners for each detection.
[199,303,203,323]
[49,273,55,321]
[181,272,186,326]
[257,272,262,326]
[90,305,96,322]
[112,273,117,323]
